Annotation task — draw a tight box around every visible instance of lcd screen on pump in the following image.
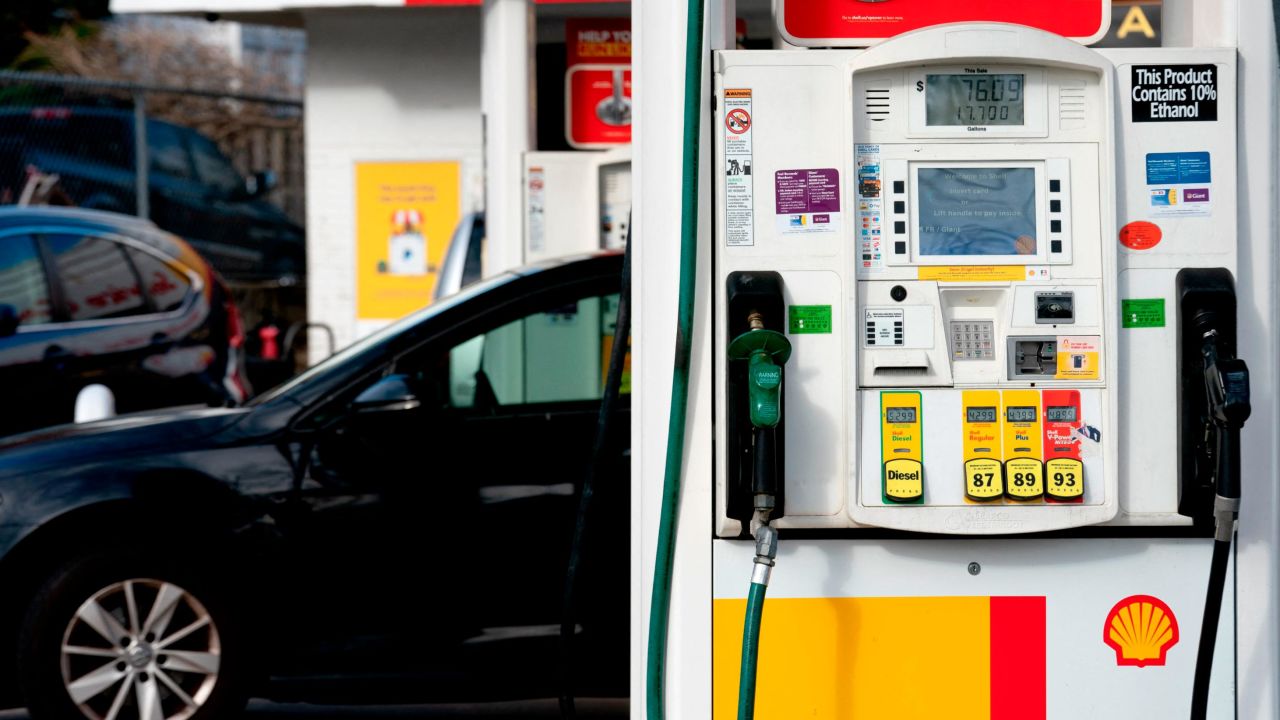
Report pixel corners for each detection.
[926,74,1025,126]
[917,167,1037,256]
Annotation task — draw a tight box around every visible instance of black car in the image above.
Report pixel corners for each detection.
[0,206,250,437]
[0,106,305,284]
[0,252,629,719]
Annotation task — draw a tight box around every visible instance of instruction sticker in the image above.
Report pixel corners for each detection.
[527,166,546,252]
[1122,298,1166,328]
[724,89,754,247]
[1055,336,1101,380]
[789,305,832,334]
[1131,65,1217,122]
[775,169,841,236]
[1145,152,1211,217]
[856,144,884,272]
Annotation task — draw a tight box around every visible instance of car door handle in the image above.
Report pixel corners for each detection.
[44,344,69,360]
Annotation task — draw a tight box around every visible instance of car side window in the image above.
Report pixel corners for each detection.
[188,133,243,196]
[148,121,194,180]
[446,292,629,409]
[126,247,192,313]
[43,234,147,321]
[0,235,52,326]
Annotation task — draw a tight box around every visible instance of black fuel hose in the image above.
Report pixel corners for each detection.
[559,224,633,717]
[1190,535,1232,719]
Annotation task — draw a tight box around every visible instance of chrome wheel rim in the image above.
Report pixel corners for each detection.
[60,579,221,720]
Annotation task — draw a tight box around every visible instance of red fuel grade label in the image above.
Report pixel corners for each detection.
[1042,389,1084,502]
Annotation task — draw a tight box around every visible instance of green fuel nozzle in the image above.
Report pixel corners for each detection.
[729,311,792,532]
[728,312,792,430]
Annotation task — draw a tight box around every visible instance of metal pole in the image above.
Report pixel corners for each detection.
[481,0,534,276]
[132,91,149,220]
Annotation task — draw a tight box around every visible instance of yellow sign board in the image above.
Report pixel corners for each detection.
[917,265,1032,283]
[355,161,461,320]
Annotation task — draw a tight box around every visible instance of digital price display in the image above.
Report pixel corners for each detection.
[886,407,917,424]
[1045,405,1078,423]
[926,74,1025,126]
[1006,406,1038,423]
[967,407,997,423]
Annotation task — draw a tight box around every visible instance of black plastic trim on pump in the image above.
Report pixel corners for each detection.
[726,272,791,720]
[1178,268,1251,719]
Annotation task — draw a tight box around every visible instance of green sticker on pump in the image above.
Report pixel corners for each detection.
[1122,298,1165,328]
[789,305,832,334]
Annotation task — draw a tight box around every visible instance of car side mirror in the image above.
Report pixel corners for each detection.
[352,374,421,414]
[0,304,18,339]
[243,170,277,199]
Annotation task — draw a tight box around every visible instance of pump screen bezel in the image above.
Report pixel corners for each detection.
[909,160,1049,266]
[907,65,1047,138]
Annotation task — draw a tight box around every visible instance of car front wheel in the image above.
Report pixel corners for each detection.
[18,549,248,720]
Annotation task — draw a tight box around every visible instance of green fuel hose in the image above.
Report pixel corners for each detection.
[737,581,768,720]
[644,0,706,717]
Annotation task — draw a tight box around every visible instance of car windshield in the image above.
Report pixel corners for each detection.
[250,271,519,406]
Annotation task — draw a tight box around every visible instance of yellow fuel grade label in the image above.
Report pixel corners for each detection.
[962,390,1004,501]
[1046,457,1085,500]
[881,391,923,503]
[1002,390,1045,501]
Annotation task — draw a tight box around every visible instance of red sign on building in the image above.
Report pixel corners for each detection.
[566,18,631,148]
[777,0,1110,47]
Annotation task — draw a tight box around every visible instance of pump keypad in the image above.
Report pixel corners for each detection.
[950,321,995,361]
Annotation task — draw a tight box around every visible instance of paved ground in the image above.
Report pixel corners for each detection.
[0,699,629,719]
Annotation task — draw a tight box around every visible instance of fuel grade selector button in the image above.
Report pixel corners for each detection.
[1043,389,1085,502]
[962,390,1005,502]
[1002,390,1046,501]
[881,391,924,503]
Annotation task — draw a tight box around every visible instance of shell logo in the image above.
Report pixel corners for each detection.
[1103,594,1180,667]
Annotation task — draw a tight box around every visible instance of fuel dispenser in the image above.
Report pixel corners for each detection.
[694,20,1251,720]
[523,148,631,264]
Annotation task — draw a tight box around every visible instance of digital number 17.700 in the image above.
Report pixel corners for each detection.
[956,105,1012,123]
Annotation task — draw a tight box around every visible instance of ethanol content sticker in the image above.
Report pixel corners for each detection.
[1131,64,1217,122]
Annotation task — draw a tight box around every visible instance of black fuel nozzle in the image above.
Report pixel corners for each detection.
[1198,326,1251,505]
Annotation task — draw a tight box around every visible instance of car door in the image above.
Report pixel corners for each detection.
[0,231,63,435]
[282,271,629,698]
[38,231,215,418]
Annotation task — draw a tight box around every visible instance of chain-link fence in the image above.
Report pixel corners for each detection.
[0,69,304,288]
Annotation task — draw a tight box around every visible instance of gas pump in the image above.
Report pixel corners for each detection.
[677,18,1254,720]
[523,148,631,264]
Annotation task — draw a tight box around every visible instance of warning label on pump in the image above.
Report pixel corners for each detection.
[724,89,753,247]
[1131,65,1217,122]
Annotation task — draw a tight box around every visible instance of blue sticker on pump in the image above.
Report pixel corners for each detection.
[1145,152,1211,185]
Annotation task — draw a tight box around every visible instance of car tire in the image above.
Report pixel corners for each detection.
[17,546,250,720]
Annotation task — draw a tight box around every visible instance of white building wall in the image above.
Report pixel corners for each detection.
[304,7,485,354]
